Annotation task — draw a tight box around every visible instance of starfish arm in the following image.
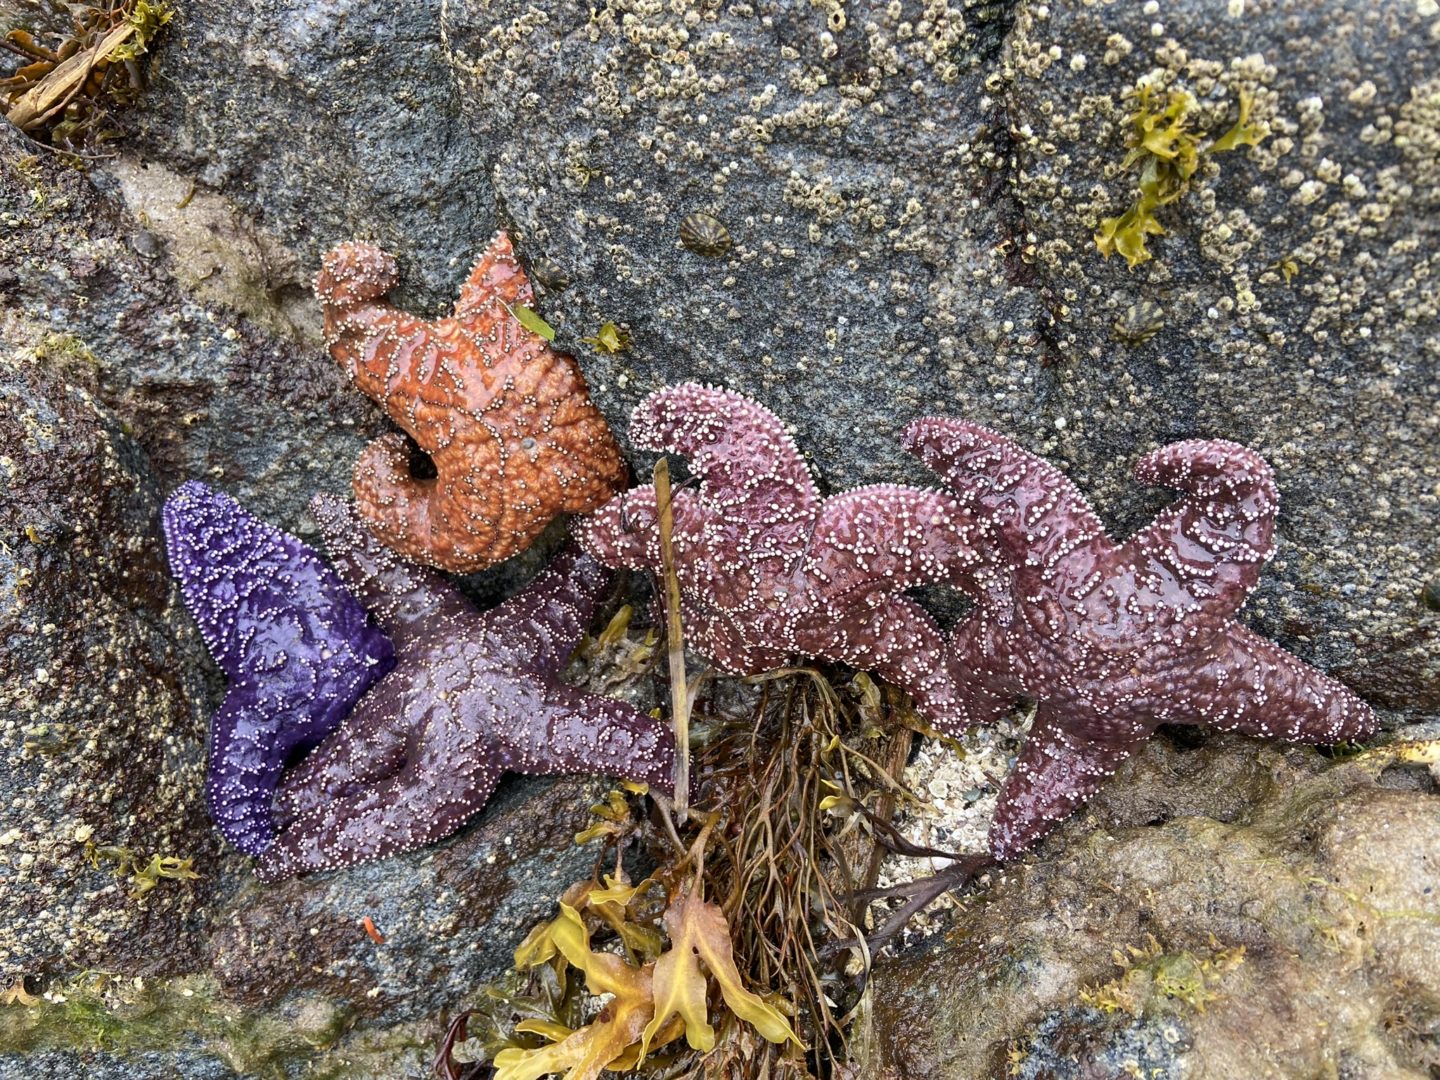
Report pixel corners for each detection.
[806,484,983,601]
[502,682,676,793]
[903,418,1109,573]
[577,488,665,571]
[1127,439,1278,610]
[578,486,728,588]
[164,481,388,681]
[314,241,399,308]
[813,596,981,736]
[480,545,612,679]
[350,433,506,576]
[989,702,1148,861]
[451,230,535,318]
[1175,622,1377,744]
[947,613,1027,730]
[627,383,821,557]
[256,756,503,882]
[271,685,414,829]
[316,243,450,410]
[311,492,472,641]
[204,692,289,857]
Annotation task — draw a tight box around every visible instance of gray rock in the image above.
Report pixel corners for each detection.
[205,774,604,1025]
[0,1049,241,1080]
[440,0,1438,718]
[0,121,382,533]
[129,0,496,311]
[2,0,1436,1073]
[864,733,1440,1079]
[0,330,214,981]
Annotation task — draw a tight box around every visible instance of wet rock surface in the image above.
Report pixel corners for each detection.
[866,733,1440,1079]
[0,330,213,981]
[0,122,382,532]
[0,0,1436,1075]
[442,0,1438,717]
[206,774,602,1020]
[128,0,496,311]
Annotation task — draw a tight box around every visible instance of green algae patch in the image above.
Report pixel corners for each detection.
[0,972,430,1079]
[1079,937,1246,1018]
[1095,83,1265,269]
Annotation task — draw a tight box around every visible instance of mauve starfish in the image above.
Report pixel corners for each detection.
[256,495,674,881]
[162,481,395,856]
[315,230,628,574]
[578,383,986,733]
[903,419,1379,860]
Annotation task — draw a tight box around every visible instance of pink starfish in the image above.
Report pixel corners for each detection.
[904,419,1378,860]
[579,383,988,734]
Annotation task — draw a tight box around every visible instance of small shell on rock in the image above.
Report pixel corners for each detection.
[1112,299,1165,345]
[679,212,732,257]
[1422,580,1440,612]
[531,258,570,291]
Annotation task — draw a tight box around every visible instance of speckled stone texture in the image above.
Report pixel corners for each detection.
[127,0,495,310]
[441,0,1438,720]
[0,339,213,981]
[865,732,1440,1079]
[1,0,1437,1074]
[0,120,384,533]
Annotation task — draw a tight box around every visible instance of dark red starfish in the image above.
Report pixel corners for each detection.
[256,495,673,881]
[904,419,1378,860]
[578,383,987,734]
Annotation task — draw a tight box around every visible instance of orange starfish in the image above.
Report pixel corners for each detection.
[315,232,627,573]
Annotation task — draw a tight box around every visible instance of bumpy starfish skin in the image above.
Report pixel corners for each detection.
[903,419,1378,860]
[255,495,674,881]
[578,383,986,733]
[162,482,395,856]
[315,231,628,573]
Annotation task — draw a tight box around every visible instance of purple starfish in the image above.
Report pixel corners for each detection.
[162,481,395,856]
[256,495,674,881]
[577,383,987,733]
[903,419,1379,860]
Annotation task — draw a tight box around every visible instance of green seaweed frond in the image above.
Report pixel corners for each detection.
[582,321,631,355]
[1096,85,1266,269]
[129,854,200,897]
[1078,934,1246,1017]
[1210,90,1265,153]
[108,0,174,62]
[82,837,200,899]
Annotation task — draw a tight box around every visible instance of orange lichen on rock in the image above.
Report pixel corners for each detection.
[315,231,627,573]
